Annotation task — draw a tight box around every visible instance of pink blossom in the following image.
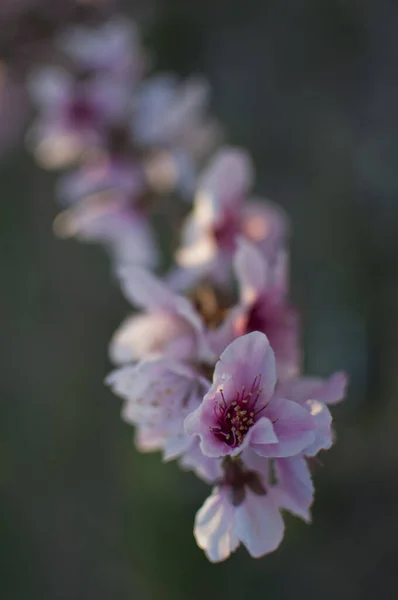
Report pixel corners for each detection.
[109,267,211,365]
[132,74,221,196]
[273,455,314,522]
[53,155,157,267]
[185,332,315,458]
[194,450,314,562]
[193,449,315,561]
[174,147,288,288]
[211,238,300,380]
[27,66,130,169]
[106,357,210,461]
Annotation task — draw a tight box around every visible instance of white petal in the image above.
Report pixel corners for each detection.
[198,147,254,218]
[234,490,284,558]
[276,372,348,406]
[247,417,278,445]
[255,397,315,458]
[194,489,239,562]
[234,237,269,303]
[274,457,314,522]
[303,400,333,456]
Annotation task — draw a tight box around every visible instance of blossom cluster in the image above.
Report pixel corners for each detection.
[25,9,348,562]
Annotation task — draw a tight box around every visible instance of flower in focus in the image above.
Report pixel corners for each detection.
[194,450,315,562]
[173,147,288,289]
[185,331,315,458]
[109,266,211,365]
[132,74,221,197]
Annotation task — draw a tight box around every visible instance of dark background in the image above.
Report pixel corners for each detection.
[1,1,398,598]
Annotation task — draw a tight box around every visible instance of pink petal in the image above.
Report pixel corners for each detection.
[234,490,285,558]
[274,457,314,522]
[117,266,181,310]
[198,147,254,218]
[107,358,199,425]
[247,417,278,445]
[276,372,348,406]
[254,397,315,458]
[214,331,276,402]
[162,432,194,461]
[234,237,269,302]
[303,400,333,456]
[109,312,197,364]
[194,489,239,563]
[184,404,230,458]
[179,440,223,484]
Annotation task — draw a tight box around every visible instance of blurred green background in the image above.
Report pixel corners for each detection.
[1,1,398,598]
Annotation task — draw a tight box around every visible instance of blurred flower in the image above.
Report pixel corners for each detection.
[211,238,300,380]
[109,267,210,365]
[54,188,157,269]
[132,74,221,196]
[27,66,130,168]
[173,147,288,289]
[57,155,144,206]
[106,357,210,461]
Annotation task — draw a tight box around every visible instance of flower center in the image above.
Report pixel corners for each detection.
[189,285,232,329]
[68,98,98,127]
[213,208,241,251]
[212,374,264,448]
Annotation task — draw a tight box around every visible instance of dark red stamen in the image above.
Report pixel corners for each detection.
[211,375,264,448]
